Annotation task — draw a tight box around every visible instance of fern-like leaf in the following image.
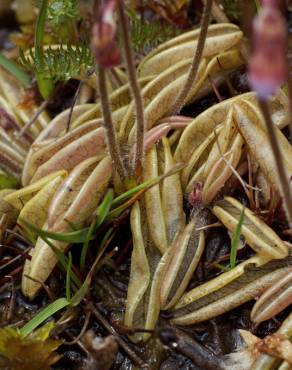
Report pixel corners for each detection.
[19,44,94,83]
[127,9,181,55]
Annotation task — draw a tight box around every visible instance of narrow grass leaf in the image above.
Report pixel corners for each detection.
[20,219,89,243]
[96,189,114,226]
[108,163,185,220]
[39,235,81,288]
[0,53,30,88]
[20,297,70,337]
[80,220,95,270]
[71,228,115,306]
[111,181,154,207]
[230,206,245,269]
[111,163,184,208]
[80,189,114,270]
[66,252,72,302]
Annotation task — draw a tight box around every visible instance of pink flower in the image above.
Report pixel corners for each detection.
[248,4,288,99]
[261,0,283,7]
[91,0,121,69]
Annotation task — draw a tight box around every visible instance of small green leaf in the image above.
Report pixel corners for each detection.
[230,206,245,269]
[0,53,30,88]
[20,298,70,337]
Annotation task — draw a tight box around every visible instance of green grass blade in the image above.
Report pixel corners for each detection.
[0,53,30,88]
[72,228,115,307]
[20,297,70,337]
[107,189,145,220]
[111,166,182,208]
[80,189,114,270]
[108,163,185,219]
[66,252,72,302]
[80,220,95,271]
[35,0,48,48]
[230,206,245,269]
[111,180,153,207]
[70,275,90,307]
[96,189,114,226]
[37,227,89,243]
[39,235,81,288]
[20,219,89,243]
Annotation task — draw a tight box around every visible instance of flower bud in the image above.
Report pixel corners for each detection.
[248,4,288,99]
[91,0,121,69]
[188,182,203,207]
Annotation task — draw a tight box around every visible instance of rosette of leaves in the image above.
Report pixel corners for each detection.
[19,43,94,84]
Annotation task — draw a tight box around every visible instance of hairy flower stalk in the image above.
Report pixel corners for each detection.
[97,67,126,181]
[92,0,126,181]
[249,1,292,226]
[171,0,213,114]
[117,0,145,179]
